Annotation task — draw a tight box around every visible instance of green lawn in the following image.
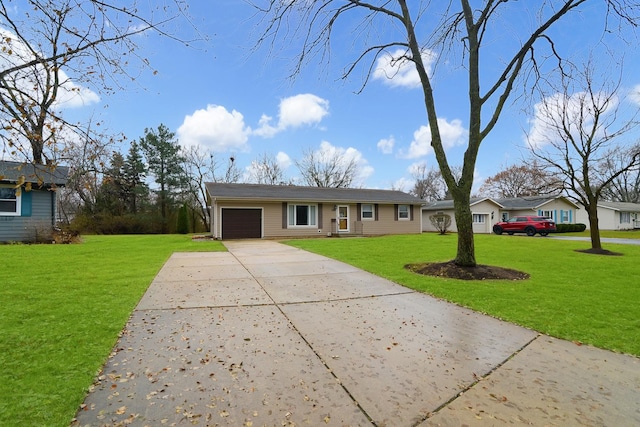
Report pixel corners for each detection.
[0,235,225,427]
[1,233,638,426]
[286,233,640,357]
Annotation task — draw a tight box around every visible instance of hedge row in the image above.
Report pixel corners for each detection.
[555,223,587,233]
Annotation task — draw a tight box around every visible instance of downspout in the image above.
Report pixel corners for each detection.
[51,188,55,228]
[211,198,217,239]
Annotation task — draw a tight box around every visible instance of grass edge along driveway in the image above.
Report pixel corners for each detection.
[0,235,225,427]
[1,233,638,426]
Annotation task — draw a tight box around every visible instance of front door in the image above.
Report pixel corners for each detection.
[337,205,349,232]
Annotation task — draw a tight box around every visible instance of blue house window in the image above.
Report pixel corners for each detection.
[0,186,21,216]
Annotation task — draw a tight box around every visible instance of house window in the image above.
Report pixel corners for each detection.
[361,204,374,220]
[620,212,631,224]
[472,214,485,224]
[540,210,553,219]
[398,204,409,220]
[0,186,20,216]
[288,204,317,227]
[560,210,569,223]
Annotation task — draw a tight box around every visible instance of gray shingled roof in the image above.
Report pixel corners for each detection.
[0,160,69,186]
[423,196,578,211]
[498,196,578,209]
[422,197,500,211]
[597,201,640,211]
[206,182,424,204]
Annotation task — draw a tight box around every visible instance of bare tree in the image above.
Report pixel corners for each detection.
[254,0,640,266]
[600,154,640,203]
[247,153,288,184]
[296,147,358,188]
[478,162,562,198]
[182,145,217,231]
[56,123,115,222]
[0,0,196,165]
[529,65,640,251]
[409,163,447,201]
[219,156,242,184]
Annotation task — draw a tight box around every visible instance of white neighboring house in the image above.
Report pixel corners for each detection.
[496,196,579,225]
[422,196,579,234]
[575,201,640,230]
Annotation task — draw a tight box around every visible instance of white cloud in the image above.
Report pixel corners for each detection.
[54,76,101,108]
[392,177,413,193]
[402,118,467,159]
[373,48,436,89]
[525,91,618,149]
[377,136,395,154]
[254,93,329,137]
[276,151,292,169]
[316,140,374,185]
[177,104,250,152]
[254,114,278,138]
[0,28,100,109]
[279,93,329,128]
[628,84,640,106]
[408,161,427,176]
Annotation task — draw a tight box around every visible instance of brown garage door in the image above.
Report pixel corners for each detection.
[222,208,262,239]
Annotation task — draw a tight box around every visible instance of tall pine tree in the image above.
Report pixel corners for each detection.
[139,124,186,233]
[122,141,149,214]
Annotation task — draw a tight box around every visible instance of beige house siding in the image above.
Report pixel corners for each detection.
[422,210,459,233]
[358,204,421,235]
[212,200,421,239]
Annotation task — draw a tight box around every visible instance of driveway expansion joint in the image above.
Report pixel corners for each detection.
[74,241,640,427]
[413,332,543,425]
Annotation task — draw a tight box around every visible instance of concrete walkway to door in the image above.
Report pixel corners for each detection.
[73,240,640,426]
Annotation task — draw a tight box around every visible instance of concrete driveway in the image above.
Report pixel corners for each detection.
[73,240,640,426]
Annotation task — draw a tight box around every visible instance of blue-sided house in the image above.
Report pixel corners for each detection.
[0,160,69,242]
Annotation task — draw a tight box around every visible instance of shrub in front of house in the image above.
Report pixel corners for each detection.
[555,223,587,233]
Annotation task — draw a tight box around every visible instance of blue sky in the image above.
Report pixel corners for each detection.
[55,1,640,192]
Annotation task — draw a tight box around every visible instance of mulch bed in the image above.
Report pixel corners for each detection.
[575,248,622,256]
[406,261,530,281]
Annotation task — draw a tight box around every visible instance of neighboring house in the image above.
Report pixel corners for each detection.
[422,196,579,234]
[575,201,640,230]
[496,196,579,225]
[205,183,424,240]
[0,160,69,242]
[422,198,502,234]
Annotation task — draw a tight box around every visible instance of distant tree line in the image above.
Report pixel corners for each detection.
[60,124,364,234]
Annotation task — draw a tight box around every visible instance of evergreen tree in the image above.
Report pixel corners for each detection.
[94,151,127,216]
[122,141,149,214]
[139,124,186,233]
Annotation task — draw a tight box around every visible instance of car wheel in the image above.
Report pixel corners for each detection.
[493,225,503,235]
[525,227,536,236]
[539,231,548,236]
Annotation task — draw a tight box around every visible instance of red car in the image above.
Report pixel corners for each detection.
[492,216,556,236]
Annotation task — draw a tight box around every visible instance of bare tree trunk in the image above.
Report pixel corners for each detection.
[588,204,602,250]
[453,193,476,266]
